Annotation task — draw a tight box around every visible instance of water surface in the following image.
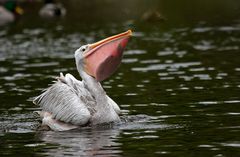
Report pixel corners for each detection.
[1,0,240,156]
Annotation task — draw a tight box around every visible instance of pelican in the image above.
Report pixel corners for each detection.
[34,30,132,131]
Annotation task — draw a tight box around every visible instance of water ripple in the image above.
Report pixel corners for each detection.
[132,62,201,72]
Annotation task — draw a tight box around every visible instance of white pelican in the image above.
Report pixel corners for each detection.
[34,30,132,131]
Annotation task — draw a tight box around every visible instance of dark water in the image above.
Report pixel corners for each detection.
[1,0,240,156]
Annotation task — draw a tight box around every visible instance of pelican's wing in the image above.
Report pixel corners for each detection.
[33,73,95,126]
[107,96,121,115]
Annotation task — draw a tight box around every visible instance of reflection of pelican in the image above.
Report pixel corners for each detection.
[37,128,121,157]
[34,30,132,131]
[39,0,66,18]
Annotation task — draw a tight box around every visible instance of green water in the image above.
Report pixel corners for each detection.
[1,0,240,156]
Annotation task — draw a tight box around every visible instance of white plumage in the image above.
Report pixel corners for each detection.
[33,30,131,131]
[34,73,121,130]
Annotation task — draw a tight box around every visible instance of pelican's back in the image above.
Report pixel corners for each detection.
[34,74,95,126]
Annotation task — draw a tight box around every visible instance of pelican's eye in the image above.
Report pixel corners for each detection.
[80,45,88,53]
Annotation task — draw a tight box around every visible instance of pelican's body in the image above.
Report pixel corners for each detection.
[34,30,132,131]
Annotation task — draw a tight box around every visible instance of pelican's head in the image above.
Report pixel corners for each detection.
[75,30,132,81]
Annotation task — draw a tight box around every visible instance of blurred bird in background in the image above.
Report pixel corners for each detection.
[0,0,24,26]
[39,0,66,18]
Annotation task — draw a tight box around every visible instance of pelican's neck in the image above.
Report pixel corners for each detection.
[76,61,107,105]
[77,64,120,124]
[78,69,106,101]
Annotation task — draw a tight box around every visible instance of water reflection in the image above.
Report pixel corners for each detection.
[34,117,171,156]
[37,129,122,157]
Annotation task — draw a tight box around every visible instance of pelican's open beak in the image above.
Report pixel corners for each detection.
[83,30,132,81]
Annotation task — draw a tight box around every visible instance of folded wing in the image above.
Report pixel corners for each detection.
[33,74,95,126]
